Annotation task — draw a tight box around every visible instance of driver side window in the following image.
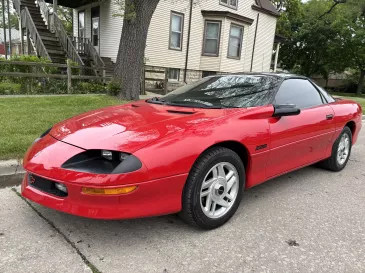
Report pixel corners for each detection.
[275,79,324,109]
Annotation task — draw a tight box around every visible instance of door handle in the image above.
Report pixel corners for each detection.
[326,114,334,120]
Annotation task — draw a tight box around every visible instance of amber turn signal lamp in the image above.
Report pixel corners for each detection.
[81,186,138,195]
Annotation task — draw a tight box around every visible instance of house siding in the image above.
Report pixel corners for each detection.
[73,0,277,72]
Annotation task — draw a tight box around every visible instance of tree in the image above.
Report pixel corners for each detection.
[0,2,19,30]
[278,0,365,92]
[279,0,343,79]
[272,0,303,37]
[331,0,365,94]
[113,0,160,100]
[57,6,73,35]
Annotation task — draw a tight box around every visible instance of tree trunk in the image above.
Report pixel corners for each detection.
[357,69,365,95]
[114,0,160,100]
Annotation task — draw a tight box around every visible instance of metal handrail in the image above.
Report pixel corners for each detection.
[21,7,51,60]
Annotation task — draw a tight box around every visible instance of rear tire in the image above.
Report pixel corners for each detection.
[179,147,245,229]
[319,126,352,172]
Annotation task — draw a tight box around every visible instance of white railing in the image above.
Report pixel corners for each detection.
[71,36,105,74]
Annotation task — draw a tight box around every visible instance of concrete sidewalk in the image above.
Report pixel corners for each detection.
[0,188,96,273]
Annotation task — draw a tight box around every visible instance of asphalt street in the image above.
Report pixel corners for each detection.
[1,123,364,273]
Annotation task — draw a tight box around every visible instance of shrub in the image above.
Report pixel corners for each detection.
[74,81,106,94]
[0,55,60,93]
[342,70,364,93]
[42,79,68,94]
[0,83,22,95]
[106,80,121,96]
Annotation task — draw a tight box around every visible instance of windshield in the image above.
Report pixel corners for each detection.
[149,75,281,109]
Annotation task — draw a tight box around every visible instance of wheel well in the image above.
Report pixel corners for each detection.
[210,141,249,170]
[345,121,356,135]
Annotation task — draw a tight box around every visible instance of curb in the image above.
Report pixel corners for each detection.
[0,160,25,188]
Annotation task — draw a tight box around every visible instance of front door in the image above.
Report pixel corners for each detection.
[266,79,336,178]
[91,7,100,53]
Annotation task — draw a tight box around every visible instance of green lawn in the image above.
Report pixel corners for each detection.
[0,95,125,160]
[330,92,365,114]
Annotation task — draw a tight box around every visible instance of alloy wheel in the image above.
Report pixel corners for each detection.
[200,162,239,219]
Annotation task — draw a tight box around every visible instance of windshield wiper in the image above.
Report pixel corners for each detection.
[167,100,225,109]
[147,98,226,109]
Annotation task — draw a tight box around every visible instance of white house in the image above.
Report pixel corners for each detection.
[71,0,279,83]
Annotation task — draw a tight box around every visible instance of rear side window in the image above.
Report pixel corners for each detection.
[274,79,324,109]
[311,82,335,103]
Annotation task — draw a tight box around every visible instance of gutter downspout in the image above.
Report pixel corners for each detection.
[184,0,193,83]
[250,13,259,72]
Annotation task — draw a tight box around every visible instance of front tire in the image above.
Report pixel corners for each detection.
[320,126,352,172]
[180,147,245,229]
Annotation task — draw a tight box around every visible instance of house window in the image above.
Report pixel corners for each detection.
[78,11,85,39]
[170,12,184,50]
[228,24,244,59]
[168,68,180,81]
[220,0,238,9]
[202,21,221,56]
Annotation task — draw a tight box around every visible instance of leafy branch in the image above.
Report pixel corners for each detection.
[318,0,347,19]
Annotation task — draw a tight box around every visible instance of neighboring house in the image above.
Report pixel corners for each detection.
[13,0,279,87]
[70,0,279,82]
[0,28,23,57]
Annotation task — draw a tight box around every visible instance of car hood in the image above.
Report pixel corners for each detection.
[49,101,232,153]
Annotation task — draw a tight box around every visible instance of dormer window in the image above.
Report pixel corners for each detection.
[220,0,238,9]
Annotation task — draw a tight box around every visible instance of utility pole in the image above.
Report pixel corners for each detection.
[1,0,7,59]
[6,0,11,55]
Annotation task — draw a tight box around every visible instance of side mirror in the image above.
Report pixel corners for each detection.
[273,104,301,117]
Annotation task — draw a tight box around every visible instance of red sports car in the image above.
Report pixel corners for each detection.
[22,73,362,229]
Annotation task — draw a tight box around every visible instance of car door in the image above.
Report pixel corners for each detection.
[266,78,336,179]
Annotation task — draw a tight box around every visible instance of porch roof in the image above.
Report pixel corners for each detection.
[45,0,94,9]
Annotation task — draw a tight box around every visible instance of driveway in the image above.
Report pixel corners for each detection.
[1,124,364,273]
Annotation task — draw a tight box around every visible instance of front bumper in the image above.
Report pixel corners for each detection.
[21,172,188,219]
[21,134,188,219]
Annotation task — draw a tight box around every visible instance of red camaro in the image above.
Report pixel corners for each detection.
[22,73,362,229]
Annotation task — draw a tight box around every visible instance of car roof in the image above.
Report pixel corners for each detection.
[214,72,308,80]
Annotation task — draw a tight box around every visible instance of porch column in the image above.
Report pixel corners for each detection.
[26,29,31,55]
[273,42,281,72]
[19,17,24,54]
[53,0,57,13]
